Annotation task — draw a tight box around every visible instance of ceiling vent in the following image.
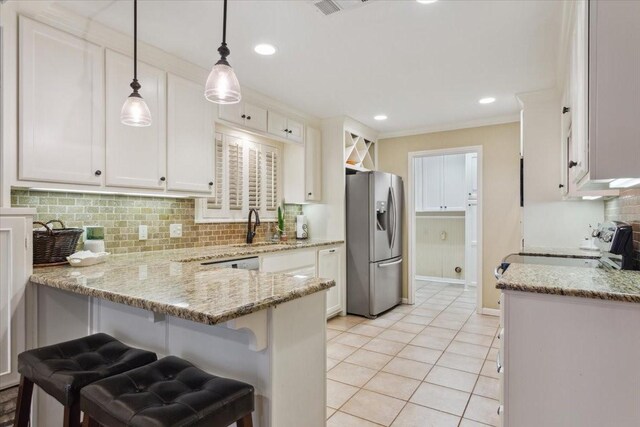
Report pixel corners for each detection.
[312,0,373,16]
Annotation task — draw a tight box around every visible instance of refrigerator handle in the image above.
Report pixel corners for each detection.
[390,186,397,249]
[378,258,403,268]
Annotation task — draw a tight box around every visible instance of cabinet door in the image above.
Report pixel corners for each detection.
[283,144,305,204]
[443,154,466,210]
[414,157,424,211]
[570,0,589,184]
[261,250,316,273]
[243,102,268,132]
[421,156,443,211]
[0,216,30,388]
[318,247,342,318]
[167,74,215,193]
[218,102,244,126]
[19,17,104,185]
[287,119,304,144]
[105,50,166,189]
[305,127,322,201]
[267,111,288,139]
[465,153,478,200]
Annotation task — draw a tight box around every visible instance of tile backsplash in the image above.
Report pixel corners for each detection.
[604,189,640,269]
[11,190,303,254]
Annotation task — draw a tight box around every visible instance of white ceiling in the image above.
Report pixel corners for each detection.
[54,0,563,135]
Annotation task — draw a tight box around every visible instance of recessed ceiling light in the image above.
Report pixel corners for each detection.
[374,115,388,121]
[479,97,496,104]
[254,44,277,56]
[416,0,438,4]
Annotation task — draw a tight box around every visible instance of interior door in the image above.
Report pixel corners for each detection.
[422,156,443,211]
[391,175,403,258]
[370,172,393,262]
[370,257,402,315]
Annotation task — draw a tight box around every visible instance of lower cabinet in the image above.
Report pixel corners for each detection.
[0,209,34,389]
[260,246,343,318]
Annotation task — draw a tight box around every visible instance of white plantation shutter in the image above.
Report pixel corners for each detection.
[207,133,224,210]
[227,136,244,210]
[248,144,261,210]
[264,147,279,212]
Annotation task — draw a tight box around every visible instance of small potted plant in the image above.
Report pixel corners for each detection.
[277,204,287,241]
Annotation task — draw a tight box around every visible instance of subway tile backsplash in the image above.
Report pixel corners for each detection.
[11,190,302,254]
[604,189,640,269]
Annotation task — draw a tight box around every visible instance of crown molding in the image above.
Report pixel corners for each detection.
[378,114,520,140]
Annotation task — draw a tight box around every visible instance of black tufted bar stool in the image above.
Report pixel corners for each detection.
[14,333,158,427]
[80,356,255,427]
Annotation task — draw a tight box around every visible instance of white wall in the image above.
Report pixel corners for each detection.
[518,90,603,248]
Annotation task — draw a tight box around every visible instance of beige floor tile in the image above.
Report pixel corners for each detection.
[461,324,497,336]
[342,389,406,426]
[446,342,490,359]
[327,379,359,409]
[459,418,492,426]
[466,314,500,327]
[328,362,378,387]
[327,411,383,427]
[464,395,500,426]
[410,307,441,318]
[400,314,434,326]
[389,321,426,334]
[364,371,421,400]
[327,407,336,419]
[328,315,363,331]
[345,349,394,370]
[454,332,494,347]
[480,359,500,379]
[437,352,484,374]
[425,366,478,393]
[381,311,406,321]
[473,376,500,400]
[333,332,373,348]
[382,357,433,381]
[363,317,397,328]
[420,326,458,340]
[327,357,340,371]
[362,337,406,356]
[327,329,342,340]
[444,306,475,315]
[349,323,386,338]
[410,382,470,416]
[491,337,500,349]
[430,318,466,330]
[410,334,451,351]
[327,342,358,360]
[486,348,498,362]
[397,345,442,364]
[390,305,414,314]
[378,329,417,344]
[391,402,460,427]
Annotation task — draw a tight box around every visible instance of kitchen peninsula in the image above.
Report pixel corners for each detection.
[28,241,341,427]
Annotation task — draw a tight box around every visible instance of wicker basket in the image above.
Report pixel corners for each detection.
[33,220,83,265]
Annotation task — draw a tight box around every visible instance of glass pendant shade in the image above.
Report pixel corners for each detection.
[121,92,152,127]
[205,62,241,104]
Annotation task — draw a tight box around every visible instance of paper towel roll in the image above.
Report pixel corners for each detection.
[296,215,308,239]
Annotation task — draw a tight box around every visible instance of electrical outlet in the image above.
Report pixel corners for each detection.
[138,225,148,241]
[169,223,182,238]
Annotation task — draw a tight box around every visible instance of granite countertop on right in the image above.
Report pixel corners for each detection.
[497,263,640,303]
[520,246,601,259]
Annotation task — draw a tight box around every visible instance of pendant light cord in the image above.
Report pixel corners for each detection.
[134,0,138,82]
[222,0,227,45]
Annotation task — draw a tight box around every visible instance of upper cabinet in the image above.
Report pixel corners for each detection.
[167,73,216,194]
[268,111,304,144]
[563,0,640,191]
[415,154,467,212]
[283,126,322,203]
[305,127,322,202]
[219,101,268,133]
[18,17,105,186]
[105,49,167,190]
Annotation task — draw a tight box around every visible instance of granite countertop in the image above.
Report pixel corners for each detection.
[520,246,601,259]
[30,240,342,325]
[497,263,640,303]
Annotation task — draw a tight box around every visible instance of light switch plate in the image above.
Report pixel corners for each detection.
[169,223,182,238]
[138,225,148,241]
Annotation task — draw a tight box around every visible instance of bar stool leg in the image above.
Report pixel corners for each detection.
[14,376,34,427]
[82,415,100,427]
[236,413,253,427]
[63,402,82,427]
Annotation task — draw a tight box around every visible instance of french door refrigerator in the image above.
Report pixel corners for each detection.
[346,171,403,318]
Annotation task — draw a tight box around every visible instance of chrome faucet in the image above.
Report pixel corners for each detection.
[246,208,261,244]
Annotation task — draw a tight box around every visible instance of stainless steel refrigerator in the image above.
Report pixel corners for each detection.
[346,171,403,318]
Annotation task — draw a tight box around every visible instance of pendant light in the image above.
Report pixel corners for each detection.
[205,0,241,104]
[121,0,152,127]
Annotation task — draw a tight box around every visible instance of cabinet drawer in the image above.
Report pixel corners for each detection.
[261,250,316,273]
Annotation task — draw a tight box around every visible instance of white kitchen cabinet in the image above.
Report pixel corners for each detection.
[167,73,215,194]
[564,0,640,190]
[219,101,268,132]
[260,250,316,274]
[0,209,34,389]
[318,247,342,318]
[18,16,104,186]
[105,49,166,190]
[416,154,466,212]
[268,111,304,144]
[465,153,478,200]
[283,127,322,204]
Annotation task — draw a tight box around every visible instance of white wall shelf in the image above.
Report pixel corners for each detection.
[344,131,375,172]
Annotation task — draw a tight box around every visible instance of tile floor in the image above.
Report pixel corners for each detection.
[326,281,501,427]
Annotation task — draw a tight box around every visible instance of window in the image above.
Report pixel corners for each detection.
[198,132,281,222]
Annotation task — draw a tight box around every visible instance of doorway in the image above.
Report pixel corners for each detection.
[407,146,483,312]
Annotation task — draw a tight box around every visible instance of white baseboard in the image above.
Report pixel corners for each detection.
[480,308,500,317]
[401,298,410,304]
[415,275,465,285]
